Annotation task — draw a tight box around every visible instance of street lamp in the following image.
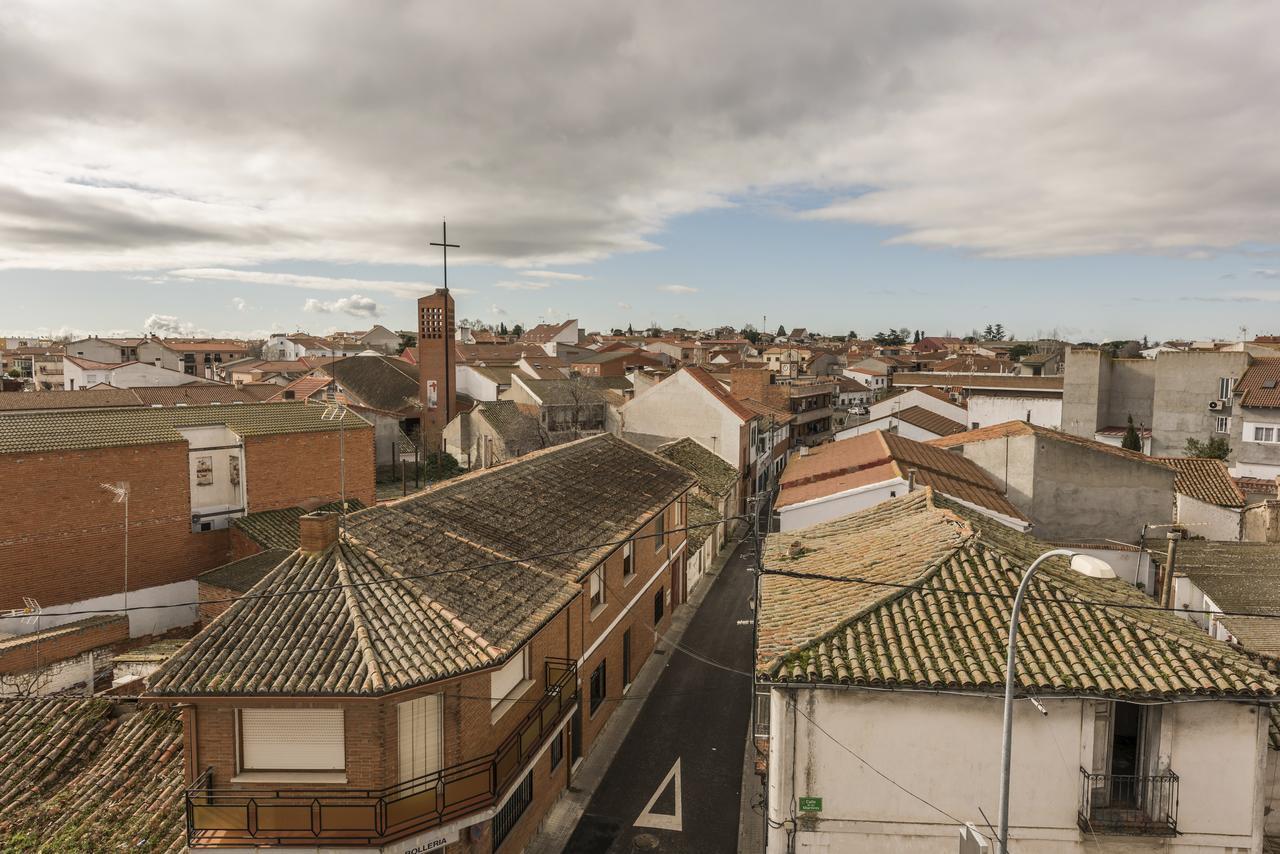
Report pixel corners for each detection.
[100,482,130,613]
[996,549,1115,854]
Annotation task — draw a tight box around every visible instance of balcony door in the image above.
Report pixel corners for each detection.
[1090,701,1165,812]
[398,694,442,788]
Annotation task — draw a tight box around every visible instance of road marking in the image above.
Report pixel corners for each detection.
[736,619,754,626]
[634,757,682,832]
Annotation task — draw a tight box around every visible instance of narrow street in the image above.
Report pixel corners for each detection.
[562,529,758,854]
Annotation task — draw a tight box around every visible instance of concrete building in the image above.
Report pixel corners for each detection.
[1230,359,1280,480]
[868,387,967,424]
[759,490,1280,854]
[0,402,373,637]
[932,421,1175,546]
[891,372,1064,430]
[1062,348,1250,456]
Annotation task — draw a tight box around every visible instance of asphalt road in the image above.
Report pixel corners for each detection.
[562,530,757,854]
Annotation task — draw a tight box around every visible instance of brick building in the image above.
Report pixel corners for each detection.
[0,402,374,637]
[418,287,457,451]
[149,434,694,853]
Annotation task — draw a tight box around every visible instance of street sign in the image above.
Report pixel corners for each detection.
[798,796,822,812]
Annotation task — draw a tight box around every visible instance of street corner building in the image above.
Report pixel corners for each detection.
[0,402,375,641]
[755,488,1280,854]
[145,433,697,853]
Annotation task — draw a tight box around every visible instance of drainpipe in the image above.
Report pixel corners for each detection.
[1160,530,1182,608]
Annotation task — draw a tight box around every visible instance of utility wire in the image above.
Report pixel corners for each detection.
[0,515,749,622]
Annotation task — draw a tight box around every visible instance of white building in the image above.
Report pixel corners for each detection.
[842,366,888,394]
[63,357,205,390]
[265,334,363,360]
[759,489,1279,854]
[835,405,966,443]
[619,366,757,475]
[867,387,967,424]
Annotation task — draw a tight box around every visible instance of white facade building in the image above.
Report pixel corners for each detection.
[63,358,205,390]
[967,391,1063,429]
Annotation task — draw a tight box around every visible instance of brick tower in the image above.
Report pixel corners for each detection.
[418,288,456,451]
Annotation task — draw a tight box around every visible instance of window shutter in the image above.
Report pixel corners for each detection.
[397,695,442,783]
[240,709,345,771]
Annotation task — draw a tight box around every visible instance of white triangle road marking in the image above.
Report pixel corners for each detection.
[633,757,682,832]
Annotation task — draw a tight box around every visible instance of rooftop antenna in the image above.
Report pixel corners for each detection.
[99,482,129,614]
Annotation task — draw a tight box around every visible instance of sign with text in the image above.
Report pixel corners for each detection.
[798,796,822,812]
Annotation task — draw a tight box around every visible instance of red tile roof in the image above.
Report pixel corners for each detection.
[1153,457,1245,508]
[1237,359,1280,408]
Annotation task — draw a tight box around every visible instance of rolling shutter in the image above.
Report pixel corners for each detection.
[240,709,345,771]
[397,694,443,783]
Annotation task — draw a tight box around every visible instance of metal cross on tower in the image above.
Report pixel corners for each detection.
[431,221,460,295]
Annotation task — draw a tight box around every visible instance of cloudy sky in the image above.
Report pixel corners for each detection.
[2,1,1278,342]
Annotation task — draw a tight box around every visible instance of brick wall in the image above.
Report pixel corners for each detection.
[0,615,129,674]
[0,427,375,612]
[197,582,237,626]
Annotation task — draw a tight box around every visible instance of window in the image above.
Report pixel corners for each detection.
[491,772,533,850]
[239,708,344,772]
[653,587,665,625]
[655,511,665,552]
[675,498,683,528]
[589,661,607,715]
[1215,415,1230,434]
[398,695,442,786]
[490,647,530,708]
[1255,425,1277,443]
[550,729,564,770]
[589,569,606,612]
[622,541,634,579]
[1219,376,1234,400]
[753,684,772,738]
[622,629,632,691]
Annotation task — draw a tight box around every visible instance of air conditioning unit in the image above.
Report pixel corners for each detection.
[1208,400,1224,411]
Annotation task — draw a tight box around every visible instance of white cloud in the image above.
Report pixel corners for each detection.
[519,270,591,281]
[171,268,424,298]
[490,303,508,316]
[231,296,247,312]
[143,313,198,335]
[1253,269,1280,279]
[617,301,632,310]
[303,294,380,317]
[494,280,550,291]
[657,284,697,294]
[0,1,1273,276]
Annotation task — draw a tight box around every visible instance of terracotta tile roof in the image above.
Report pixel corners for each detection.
[131,385,267,406]
[1153,457,1245,508]
[1236,476,1278,496]
[0,401,369,455]
[152,338,250,353]
[269,374,332,402]
[322,353,419,414]
[757,489,1280,700]
[738,398,794,424]
[930,420,1167,468]
[0,698,183,852]
[1236,359,1280,408]
[878,405,967,437]
[685,495,720,551]
[64,355,119,370]
[0,388,143,411]
[149,435,694,697]
[878,385,957,406]
[477,401,549,452]
[892,373,1064,392]
[235,359,313,375]
[777,431,1026,522]
[232,499,365,550]
[657,437,739,497]
[684,366,757,422]
[520,319,577,344]
[196,549,293,593]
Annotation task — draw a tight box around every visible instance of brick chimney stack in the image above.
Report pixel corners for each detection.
[418,288,456,452]
[299,511,339,553]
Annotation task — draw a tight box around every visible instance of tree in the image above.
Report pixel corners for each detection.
[1184,436,1231,460]
[1142,335,1149,349]
[991,323,1006,340]
[1121,415,1143,452]
[498,322,509,336]
[848,330,858,341]
[1007,343,1035,361]
[741,325,761,345]
[627,323,634,336]
[983,324,994,339]
[512,323,524,338]
[396,331,416,354]
[422,451,463,481]
[873,329,907,346]
[777,324,787,337]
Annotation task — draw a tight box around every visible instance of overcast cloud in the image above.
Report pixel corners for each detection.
[0,1,1276,278]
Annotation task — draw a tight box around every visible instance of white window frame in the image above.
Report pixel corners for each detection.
[1215,415,1231,434]
[622,540,634,579]
[1246,422,1280,444]
[237,708,345,776]
[1219,376,1234,400]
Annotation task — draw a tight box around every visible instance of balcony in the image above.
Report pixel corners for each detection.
[792,405,833,425]
[186,659,578,848]
[1078,768,1178,836]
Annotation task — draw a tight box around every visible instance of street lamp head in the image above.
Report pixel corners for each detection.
[1069,553,1116,579]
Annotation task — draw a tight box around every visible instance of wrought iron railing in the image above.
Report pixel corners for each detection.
[186,658,577,848]
[1078,767,1178,836]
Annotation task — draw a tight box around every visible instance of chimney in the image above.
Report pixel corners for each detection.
[1160,529,1182,607]
[788,540,804,559]
[907,467,917,492]
[299,511,339,553]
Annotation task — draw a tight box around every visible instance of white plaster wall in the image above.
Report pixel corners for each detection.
[108,362,203,387]
[968,394,1063,429]
[1176,495,1242,542]
[767,687,1267,853]
[18,580,200,638]
[455,365,501,401]
[868,389,967,423]
[835,418,941,443]
[619,371,743,469]
[777,481,906,532]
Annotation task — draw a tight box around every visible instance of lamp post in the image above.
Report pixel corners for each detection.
[996,549,1115,854]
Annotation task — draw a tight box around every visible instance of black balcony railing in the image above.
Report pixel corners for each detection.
[186,658,577,848]
[1078,767,1178,836]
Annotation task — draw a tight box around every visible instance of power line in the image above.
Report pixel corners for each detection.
[0,515,749,622]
